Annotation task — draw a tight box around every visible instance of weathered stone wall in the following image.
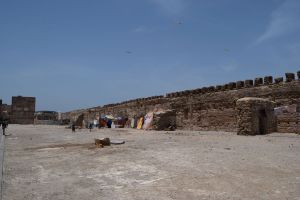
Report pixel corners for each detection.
[276,104,300,134]
[152,110,176,131]
[168,80,300,132]
[62,71,300,133]
[10,96,36,124]
[62,96,169,123]
[236,97,275,135]
[34,111,59,125]
[34,111,58,121]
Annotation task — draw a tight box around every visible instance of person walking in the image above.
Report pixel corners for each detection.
[2,121,8,136]
[89,123,93,132]
[71,123,76,133]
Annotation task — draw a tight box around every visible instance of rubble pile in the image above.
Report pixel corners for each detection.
[152,110,176,131]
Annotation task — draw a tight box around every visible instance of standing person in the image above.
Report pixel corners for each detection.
[71,123,76,133]
[98,118,102,129]
[107,119,112,128]
[2,121,8,136]
[89,123,93,132]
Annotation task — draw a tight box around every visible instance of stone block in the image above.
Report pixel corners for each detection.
[216,85,222,91]
[297,70,300,80]
[182,90,189,95]
[197,88,202,94]
[264,76,273,85]
[274,77,283,84]
[202,87,208,93]
[236,81,244,89]
[224,84,229,90]
[208,86,215,92]
[285,73,295,82]
[228,82,236,90]
[190,90,196,95]
[254,77,263,86]
[244,80,253,87]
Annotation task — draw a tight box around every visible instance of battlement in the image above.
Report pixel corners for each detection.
[64,71,300,112]
[102,95,165,108]
[166,71,300,98]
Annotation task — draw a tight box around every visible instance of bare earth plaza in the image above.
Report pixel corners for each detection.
[2,125,300,200]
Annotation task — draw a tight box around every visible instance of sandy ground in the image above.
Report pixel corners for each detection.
[2,125,300,200]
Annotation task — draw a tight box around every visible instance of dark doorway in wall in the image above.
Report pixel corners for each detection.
[258,109,267,135]
[75,114,84,127]
[184,108,189,119]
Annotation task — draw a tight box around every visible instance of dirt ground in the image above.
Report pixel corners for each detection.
[2,125,300,200]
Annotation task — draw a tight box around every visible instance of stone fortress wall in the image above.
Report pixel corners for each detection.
[62,71,300,133]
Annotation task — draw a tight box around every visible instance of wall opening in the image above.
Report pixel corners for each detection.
[237,97,274,136]
[258,109,267,135]
[184,108,189,119]
[75,114,84,127]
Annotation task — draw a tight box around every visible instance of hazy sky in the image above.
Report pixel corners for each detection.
[0,0,299,111]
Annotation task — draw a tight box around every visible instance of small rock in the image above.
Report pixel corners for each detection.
[95,138,111,147]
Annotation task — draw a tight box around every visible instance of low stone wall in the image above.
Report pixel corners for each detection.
[276,104,300,133]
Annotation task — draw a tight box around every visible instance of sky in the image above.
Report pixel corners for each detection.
[0,0,299,112]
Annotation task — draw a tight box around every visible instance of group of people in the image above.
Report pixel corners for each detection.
[71,123,93,133]
[70,117,129,133]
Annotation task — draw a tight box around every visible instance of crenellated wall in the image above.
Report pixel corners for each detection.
[62,95,169,123]
[62,71,300,133]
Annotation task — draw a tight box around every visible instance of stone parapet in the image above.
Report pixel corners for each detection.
[264,76,273,85]
[254,77,263,86]
[285,73,295,82]
[274,77,284,84]
[245,80,253,88]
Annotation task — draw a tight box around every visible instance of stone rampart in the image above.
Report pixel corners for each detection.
[62,71,300,133]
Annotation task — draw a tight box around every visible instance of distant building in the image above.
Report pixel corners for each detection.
[10,96,36,124]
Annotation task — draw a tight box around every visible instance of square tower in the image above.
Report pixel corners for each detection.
[10,96,36,124]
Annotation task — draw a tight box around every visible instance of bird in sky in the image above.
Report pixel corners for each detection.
[224,48,230,52]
